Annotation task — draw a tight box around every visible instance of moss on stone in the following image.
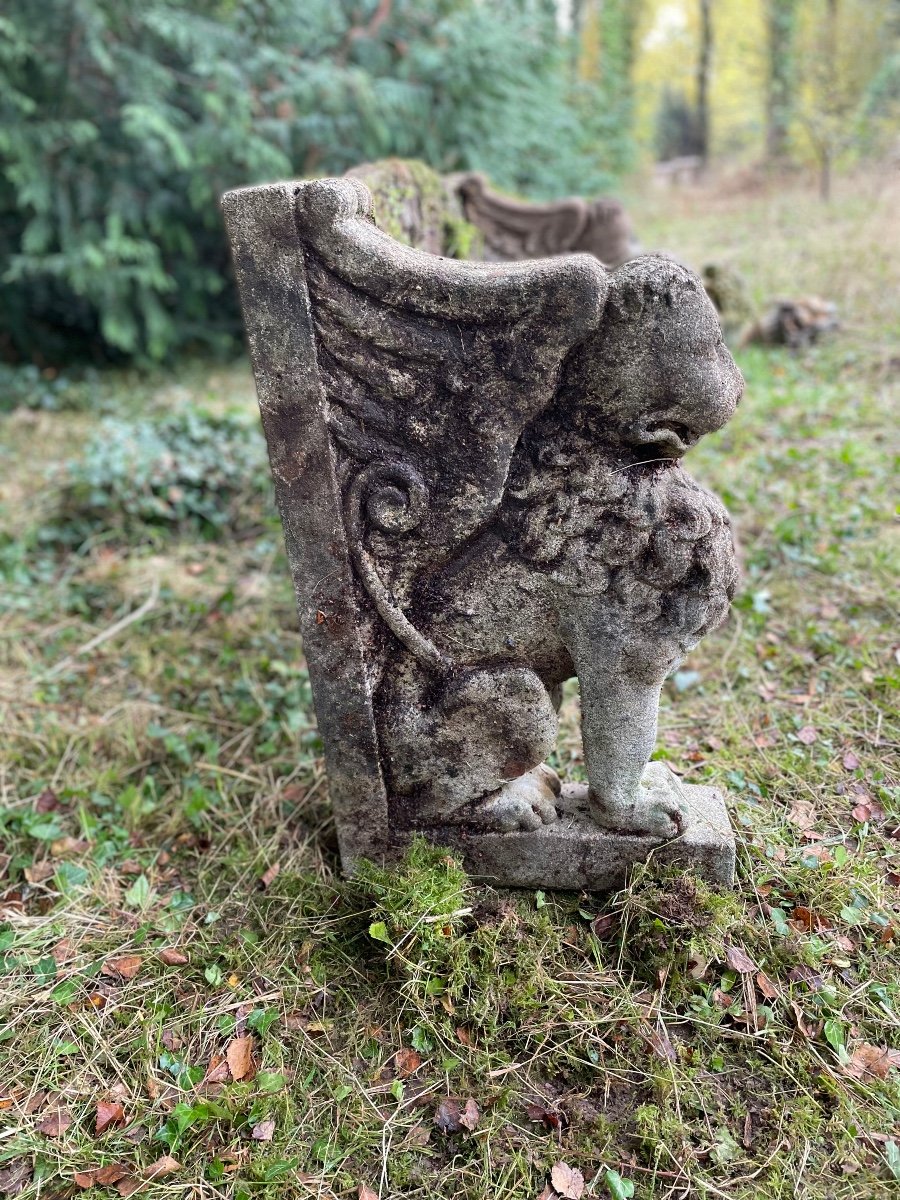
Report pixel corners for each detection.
[345,157,483,259]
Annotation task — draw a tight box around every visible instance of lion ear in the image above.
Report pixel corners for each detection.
[605,273,646,325]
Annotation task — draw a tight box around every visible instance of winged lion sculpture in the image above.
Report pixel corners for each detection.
[223,177,742,889]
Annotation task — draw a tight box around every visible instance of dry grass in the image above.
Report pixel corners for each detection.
[0,170,898,1199]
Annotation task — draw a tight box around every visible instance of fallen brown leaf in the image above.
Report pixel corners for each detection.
[405,1123,431,1148]
[37,1108,72,1137]
[393,1047,422,1078]
[790,1000,819,1039]
[752,731,778,749]
[161,1029,182,1052]
[204,1054,231,1085]
[0,1156,32,1195]
[101,955,142,981]
[96,1164,130,1185]
[50,836,90,858]
[788,964,824,990]
[120,1156,179,1192]
[844,1043,900,1082]
[458,1098,480,1131]
[158,948,188,966]
[525,1102,565,1131]
[260,863,281,888]
[225,1035,254,1081]
[796,726,818,745]
[536,1189,557,1200]
[647,1029,677,1062]
[842,750,860,771]
[24,861,55,885]
[251,1119,275,1141]
[96,1100,125,1134]
[35,789,60,813]
[51,938,74,965]
[590,913,618,939]
[434,1097,480,1134]
[755,971,780,1000]
[23,1091,47,1115]
[688,953,710,980]
[550,1162,585,1200]
[852,801,885,823]
[74,1164,129,1189]
[791,906,831,933]
[0,1159,32,1197]
[725,945,757,974]
[788,799,817,830]
[358,1187,378,1200]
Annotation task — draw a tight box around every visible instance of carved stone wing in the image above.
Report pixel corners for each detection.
[297,178,609,608]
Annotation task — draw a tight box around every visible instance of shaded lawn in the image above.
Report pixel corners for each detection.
[0,172,898,1199]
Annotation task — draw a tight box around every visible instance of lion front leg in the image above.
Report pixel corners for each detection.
[565,627,685,839]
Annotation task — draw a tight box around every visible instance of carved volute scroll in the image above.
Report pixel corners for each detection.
[455,172,638,268]
[223,176,743,891]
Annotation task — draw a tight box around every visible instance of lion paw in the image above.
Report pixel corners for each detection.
[472,764,561,832]
[590,785,685,840]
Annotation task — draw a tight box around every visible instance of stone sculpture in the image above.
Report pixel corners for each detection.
[344,159,482,259]
[223,176,743,890]
[455,172,638,268]
[740,296,839,349]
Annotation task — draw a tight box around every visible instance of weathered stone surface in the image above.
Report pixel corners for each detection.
[343,160,636,270]
[345,158,482,259]
[701,261,753,340]
[454,172,638,267]
[434,764,736,890]
[223,176,743,890]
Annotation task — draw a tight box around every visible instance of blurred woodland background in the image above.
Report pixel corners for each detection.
[1,0,898,364]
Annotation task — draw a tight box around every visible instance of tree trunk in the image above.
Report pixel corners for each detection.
[697,0,712,166]
[819,147,832,201]
[765,0,798,162]
[821,0,839,201]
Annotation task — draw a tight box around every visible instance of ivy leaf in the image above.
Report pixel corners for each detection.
[604,1168,635,1200]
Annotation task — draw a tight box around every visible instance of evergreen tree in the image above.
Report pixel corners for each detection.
[0,0,619,364]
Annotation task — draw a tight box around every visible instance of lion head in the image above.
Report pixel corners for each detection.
[557,255,744,459]
[498,256,741,655]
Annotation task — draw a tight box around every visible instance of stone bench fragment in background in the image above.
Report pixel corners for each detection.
[453,172,638,268]
[346,158,638,268]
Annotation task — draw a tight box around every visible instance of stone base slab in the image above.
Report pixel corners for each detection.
[391,764,735,891]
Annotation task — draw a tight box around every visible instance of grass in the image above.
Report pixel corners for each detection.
[1,169,899,1199]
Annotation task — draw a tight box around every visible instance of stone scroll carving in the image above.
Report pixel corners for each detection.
[223,177,743,890]
[455,172,638,267]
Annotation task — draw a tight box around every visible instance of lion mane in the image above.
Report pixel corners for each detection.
[499,406,738,670]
